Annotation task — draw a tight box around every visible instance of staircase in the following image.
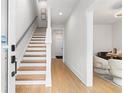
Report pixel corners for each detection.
[16,28,47,85]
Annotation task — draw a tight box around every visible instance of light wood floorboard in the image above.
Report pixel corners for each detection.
[16,59,121,93]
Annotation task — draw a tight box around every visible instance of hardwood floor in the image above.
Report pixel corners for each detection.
[16,59,122,93]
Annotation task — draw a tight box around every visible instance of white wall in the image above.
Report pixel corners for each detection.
[112,20,122,50]
[64,0,93,86]
[16,0,38,64]
[52,26,64,58]
[36,0,47,27]
[93,20,122,55]
[93,25,113,54]
[16,0,37,42]
[16,20,37,67]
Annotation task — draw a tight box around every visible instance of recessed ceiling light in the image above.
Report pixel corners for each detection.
[59,12,63,16]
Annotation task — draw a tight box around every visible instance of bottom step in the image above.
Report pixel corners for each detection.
[16,74,45,81]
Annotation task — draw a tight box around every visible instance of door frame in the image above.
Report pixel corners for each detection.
[55,31,64,57]
[62,28,65,62]
[1,0,9,92]
[7,0,16,93]
[52,27,64,62]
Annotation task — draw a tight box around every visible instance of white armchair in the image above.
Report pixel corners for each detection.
[108,59,122,86]
[93,56,110,75]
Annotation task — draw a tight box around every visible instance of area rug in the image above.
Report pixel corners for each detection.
[96,73,120,87]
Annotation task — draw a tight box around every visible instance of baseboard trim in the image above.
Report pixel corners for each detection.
[64,61,87,86]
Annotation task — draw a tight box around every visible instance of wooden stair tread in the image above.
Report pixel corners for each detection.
[24,55,46,57]
[33,33,46,34]
[33,35,46,36]
[28,46,46,48]
[21,60,46,63]
[26,50,46,52]
[31,40,45,42]
[33,33,45,34]
[32,36,45,37]
[29,42,45,44]
[30,41,45,42]
[16,74,45,81]
[31,39,45,41]
[18,66,46,71]
[32,35,45,36]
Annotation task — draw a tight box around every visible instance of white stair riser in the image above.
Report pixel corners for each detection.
[23,57,46,60]
[16,81,45,85]
[32,36,45,38]
[33,34,45,35]
[31,38,45,40]
[19,63,46,67]
[26,48,46,50]
[30,41,45,43]
[31,37,46,40]
[25,52,46,55]
[17,71,46,75]
[28,44,46,46]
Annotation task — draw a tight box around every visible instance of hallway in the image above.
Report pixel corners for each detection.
[1,0,122,93]
[16,59,121,93]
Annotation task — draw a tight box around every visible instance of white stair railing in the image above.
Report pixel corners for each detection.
[45,7,52,87]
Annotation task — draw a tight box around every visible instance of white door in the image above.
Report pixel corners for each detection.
[56,38,63,56]
[1,0,8,93]
[55,32,63,56]
[8,0,16,93]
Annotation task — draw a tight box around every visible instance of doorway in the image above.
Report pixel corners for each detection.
[1,0,16,93]
[52,28,64,60]
[1,0,8,93]
[55,31,63,59]
[93,0,122,87]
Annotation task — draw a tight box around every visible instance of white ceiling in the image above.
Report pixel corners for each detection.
[94,0,122,25]
[48,0,79,26]
[46,0,122,26]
